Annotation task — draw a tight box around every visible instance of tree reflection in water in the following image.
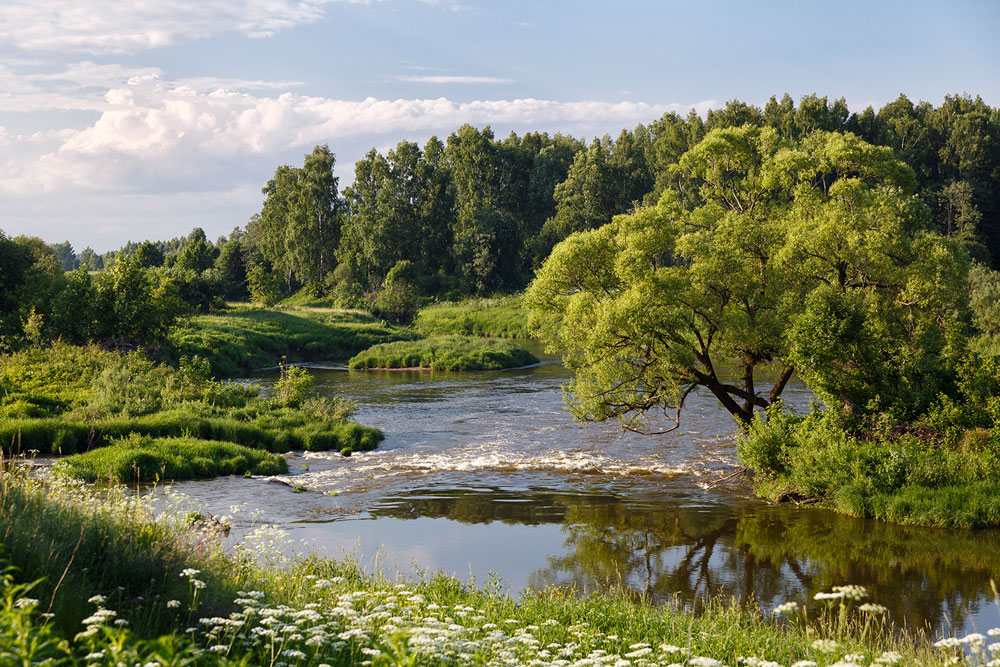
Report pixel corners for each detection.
[369,487,1000,635]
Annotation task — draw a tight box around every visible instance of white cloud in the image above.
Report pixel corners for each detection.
[0,72,717,248]
[395,75,514,84]
[0,62,303,112]
[1,75,716,196]
[0,0,360,54]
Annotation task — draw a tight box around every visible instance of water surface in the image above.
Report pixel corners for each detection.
[169,343,1000,637]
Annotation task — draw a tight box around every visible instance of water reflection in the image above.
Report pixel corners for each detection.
[367,487,1000,634]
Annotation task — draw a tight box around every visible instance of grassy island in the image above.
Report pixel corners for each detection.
[348,335,538,371]
[0,344,381,478]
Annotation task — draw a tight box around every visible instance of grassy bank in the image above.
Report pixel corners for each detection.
[349,335,538,371]
[414,295,533,338]
[740,401,1000,529]
[167,307,419,377]
[0,344,382,459]
[2,467,987,666]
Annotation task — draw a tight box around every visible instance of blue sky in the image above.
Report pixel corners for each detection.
[1,0,998,251]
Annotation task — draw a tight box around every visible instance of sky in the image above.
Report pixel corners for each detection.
[1,0,998,252]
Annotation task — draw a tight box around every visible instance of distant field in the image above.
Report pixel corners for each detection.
[167,307,419,377]
[414,295,534,338]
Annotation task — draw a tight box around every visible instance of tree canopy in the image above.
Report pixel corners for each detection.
[526,126,969,430]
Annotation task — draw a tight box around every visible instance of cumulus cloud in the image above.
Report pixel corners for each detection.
[0,0,361,54]
[0,75,714,194]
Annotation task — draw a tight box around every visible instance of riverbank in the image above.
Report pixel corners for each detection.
[2,466,986,666]
[740,402,1000,529]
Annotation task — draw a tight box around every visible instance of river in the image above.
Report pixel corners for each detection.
[167,341,1000,638]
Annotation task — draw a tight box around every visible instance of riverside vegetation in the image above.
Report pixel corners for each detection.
[3,465,999,667]
[0,343,381,481]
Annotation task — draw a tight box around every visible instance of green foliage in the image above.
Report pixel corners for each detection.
[528,126,969,430]
[52,434,288,483]
[245,260,283,306]
[248,145,343,291]
[0,343,383,457]
[349,335,538,371]
[273,362,314,407]
[740,399,1000,528]
[367,260,421,324]
[94,254,184,344]
[415,295,533,338]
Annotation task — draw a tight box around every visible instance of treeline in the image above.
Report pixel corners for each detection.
[3,92,999,345]
[207,92,1000,305]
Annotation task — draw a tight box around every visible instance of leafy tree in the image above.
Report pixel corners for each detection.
[339,140,454,286]
[454,209,522,294]
[50,241,77,271]
[77,246,102,271]
[173,228,216,274]
[246,260,283,306]
[527,127,968,431]
[133,241,165,268]
[48,268,98,342]
[214,236,248,301]
[368,260,421,324]
[94,255,182,344]
[249,145,344,291]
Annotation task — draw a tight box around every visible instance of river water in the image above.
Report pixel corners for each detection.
[168,342,1000,637]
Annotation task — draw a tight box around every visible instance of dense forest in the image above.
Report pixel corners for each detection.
[2,92,999,346]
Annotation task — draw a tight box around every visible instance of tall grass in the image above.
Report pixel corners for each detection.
[414,295,534,338]
[349,335,538,371]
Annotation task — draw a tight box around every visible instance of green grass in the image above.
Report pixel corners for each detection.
[52,435,288,483]
[0,468,975,666]
[0,344,383,458]
[414,295,534,338]
[349,335,539,371]
[166,307,419,377]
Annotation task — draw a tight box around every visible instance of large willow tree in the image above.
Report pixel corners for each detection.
[526,126,968,432]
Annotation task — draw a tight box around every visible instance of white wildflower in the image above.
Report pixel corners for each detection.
[791,661,818,667]
[180,568,201,578]
[858,603,887,614]
[773,601,799,615]
[934,638,961,649]
[166,599,181,609]
[87,595,106,604]
[811,639,840,652]
[14,598,38,608]
[961,632,986,645]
